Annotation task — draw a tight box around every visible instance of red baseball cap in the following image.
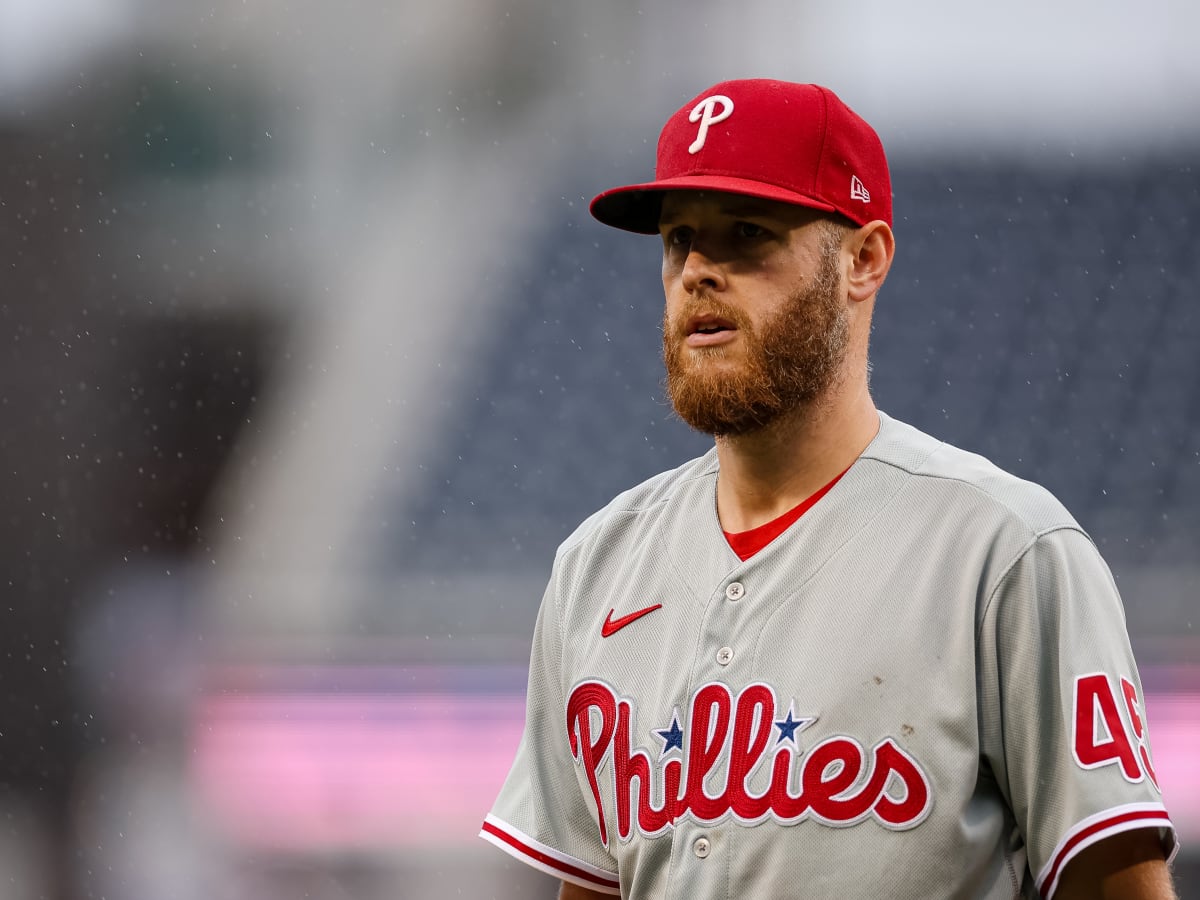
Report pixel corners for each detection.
[590,79,891,233]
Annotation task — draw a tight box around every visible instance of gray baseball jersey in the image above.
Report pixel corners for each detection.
[481,411,1176,898]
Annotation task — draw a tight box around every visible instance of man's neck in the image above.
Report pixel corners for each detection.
[712,384,879,533]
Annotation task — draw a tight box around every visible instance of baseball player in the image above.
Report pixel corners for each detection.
[480,79,1178,899]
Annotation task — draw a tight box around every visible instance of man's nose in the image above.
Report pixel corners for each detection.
[680,245,726,294]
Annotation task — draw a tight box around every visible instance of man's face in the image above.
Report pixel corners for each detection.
[658,192,849,436]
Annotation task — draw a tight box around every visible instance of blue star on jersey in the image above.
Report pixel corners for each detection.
[775,706,816,745]
[654,711,684,758]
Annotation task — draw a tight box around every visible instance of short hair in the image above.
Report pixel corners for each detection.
[817,215,856,255]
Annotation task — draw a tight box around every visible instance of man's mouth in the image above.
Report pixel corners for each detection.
[685,314,739,346]
[687,314,737,335]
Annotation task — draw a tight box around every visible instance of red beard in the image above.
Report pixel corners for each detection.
[662,247,847,436]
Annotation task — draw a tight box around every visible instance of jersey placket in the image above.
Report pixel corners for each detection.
[662,508,762,900]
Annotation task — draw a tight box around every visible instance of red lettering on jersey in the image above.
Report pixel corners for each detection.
[682,683,733,821]
[1121,677,1160,790]
[726,684,775,820]
[613,699,678,835]
[1072,673,1142,782]
[872,740,934,825]
[803,737,872,822]
[566,682,618,844]
[565,680,933,846]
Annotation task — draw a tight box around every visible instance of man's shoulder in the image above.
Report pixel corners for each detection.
[867,411,1080,537]
[555,449,718,559]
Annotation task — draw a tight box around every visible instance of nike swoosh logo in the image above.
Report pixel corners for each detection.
[601,603,663,638]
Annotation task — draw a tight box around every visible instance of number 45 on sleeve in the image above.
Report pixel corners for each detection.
[1073,673,1159,788]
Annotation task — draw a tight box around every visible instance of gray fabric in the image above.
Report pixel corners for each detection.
[483,411,1173,899]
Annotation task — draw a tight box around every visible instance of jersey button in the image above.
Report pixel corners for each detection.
[725,582,745,601]
[716,646,734,666]
[693,837,711,859]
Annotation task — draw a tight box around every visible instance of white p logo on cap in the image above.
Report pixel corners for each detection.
[688,95,734,154]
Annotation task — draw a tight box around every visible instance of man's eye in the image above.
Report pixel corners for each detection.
[666,227,694,247]
[736,222,766,239]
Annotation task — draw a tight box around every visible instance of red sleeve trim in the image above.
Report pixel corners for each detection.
[1037,803,1177,899]
[479,815,621,894]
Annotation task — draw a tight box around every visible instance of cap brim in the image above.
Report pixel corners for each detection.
[589,174,839,235]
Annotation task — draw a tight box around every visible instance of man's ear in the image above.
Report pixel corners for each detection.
[845,221,895,303]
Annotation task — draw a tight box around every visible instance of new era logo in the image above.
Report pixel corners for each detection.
[850,175,870,203]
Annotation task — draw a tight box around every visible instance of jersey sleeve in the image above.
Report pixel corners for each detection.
[480,568,621,895]
[977,525,1177,899]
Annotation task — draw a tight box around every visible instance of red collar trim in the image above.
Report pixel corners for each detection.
[723,466,851,561]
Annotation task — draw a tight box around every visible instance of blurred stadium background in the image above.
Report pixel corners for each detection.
[1,1,1197,897]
